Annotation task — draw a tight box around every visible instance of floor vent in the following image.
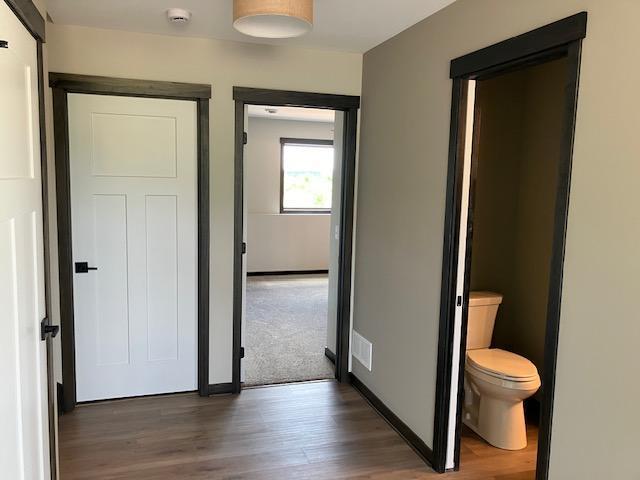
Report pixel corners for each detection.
[352,330,372,371]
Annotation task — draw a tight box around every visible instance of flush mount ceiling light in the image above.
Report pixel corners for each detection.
[233,0,313,39]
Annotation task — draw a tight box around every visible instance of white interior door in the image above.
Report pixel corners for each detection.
[0,2,51,478]
[68,94,197,402]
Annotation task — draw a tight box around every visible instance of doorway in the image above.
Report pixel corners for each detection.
[50,74,211,410]
[232,88,360,392]
[243,108,339,386]
[431,12,587,479]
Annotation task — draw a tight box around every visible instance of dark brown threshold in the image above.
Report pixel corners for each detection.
[208,383,234,395]
[349,373,434,467]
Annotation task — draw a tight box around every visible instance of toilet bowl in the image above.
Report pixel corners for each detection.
[463,348,540,450]
[463,292,541,450]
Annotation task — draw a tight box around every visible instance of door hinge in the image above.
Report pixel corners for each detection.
[457,295,462,307]
[41,317,60,341]
[0,40,8,49]
[240,347,245,359]
[241,242,247,254]
[243,131,248,145]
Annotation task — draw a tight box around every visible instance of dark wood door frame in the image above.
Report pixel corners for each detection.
[49,73,212,412]
[232,87,360,393]
[3,0,55,477]
[431,12,587,478]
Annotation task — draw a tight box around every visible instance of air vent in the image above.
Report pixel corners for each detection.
[352,330,372,371]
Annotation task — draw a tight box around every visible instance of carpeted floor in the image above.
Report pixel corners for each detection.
[244,274,335,386]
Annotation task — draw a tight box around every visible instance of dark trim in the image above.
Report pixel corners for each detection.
[433,13,586,478]
[36,39,57,479]
[56,383,64,416]
[232,100,245,394]
[450,12,587,78]
[536,39,582,480]
[52,86,76,414]
[324,347,336,364]
[247,269,329,277]
[280,137,334,146]
[431,78,468,474]
[350,373,433,466]
[233,87,360,110]
[49,73,211,100]
[208,383,234,395]
[233,87,360,393]
[51,73,212,411]
[4,0,45,41]
[280,137,334,214]
[334,107,358,383]
[196,98,211,397]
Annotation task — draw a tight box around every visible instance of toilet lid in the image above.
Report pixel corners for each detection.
[467,349,538,381]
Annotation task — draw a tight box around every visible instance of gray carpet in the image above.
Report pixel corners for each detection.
[244,274,334,386]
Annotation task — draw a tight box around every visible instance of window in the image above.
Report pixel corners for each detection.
[280,138,334,213]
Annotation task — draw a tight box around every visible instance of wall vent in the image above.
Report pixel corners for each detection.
[352,330,372,371]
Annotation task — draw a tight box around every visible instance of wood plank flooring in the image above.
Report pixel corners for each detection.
[59,380,537,479]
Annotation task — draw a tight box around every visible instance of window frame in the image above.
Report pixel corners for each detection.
[279,137,335,214]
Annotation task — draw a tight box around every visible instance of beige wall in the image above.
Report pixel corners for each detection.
[355,1,640,478]
[471,59,566,375]
[246,117,333,272]
[44,23,362,384]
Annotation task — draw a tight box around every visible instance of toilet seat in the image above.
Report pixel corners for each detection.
[466,348,539,383]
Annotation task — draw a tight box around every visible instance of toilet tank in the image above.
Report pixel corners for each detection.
[466,291,503,350]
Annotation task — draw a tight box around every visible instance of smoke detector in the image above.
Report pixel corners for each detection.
[167,8,191,24]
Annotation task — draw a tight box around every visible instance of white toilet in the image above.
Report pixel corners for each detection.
[463,291,541,450]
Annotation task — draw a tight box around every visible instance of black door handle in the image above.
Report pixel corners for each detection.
[75,262,98,273]
[41,317,60,341]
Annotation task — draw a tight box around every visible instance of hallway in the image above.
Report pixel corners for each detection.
[59,380,538,479]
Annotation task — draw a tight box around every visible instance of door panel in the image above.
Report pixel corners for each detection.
[69,94,197,402]
[93,194,129,366]
[0,2,51,478]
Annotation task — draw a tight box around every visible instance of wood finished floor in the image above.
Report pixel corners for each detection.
[59,380,537,479]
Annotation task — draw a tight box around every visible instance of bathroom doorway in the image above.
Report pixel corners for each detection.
[431,13,587,479]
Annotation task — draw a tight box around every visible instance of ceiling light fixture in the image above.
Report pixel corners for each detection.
[233,0,313,39]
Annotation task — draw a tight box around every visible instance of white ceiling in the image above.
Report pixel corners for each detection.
[248,105,334,123]
[47,0,456,53]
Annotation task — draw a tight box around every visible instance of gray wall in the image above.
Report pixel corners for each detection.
[471,58,566,375]
[355,1,640,478]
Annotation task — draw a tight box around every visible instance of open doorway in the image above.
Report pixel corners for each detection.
[432,13,586,479]
[232,88,360,392]
[243,106,338,386]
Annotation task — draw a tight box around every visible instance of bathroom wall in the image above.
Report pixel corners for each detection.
[470,58,567,373]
